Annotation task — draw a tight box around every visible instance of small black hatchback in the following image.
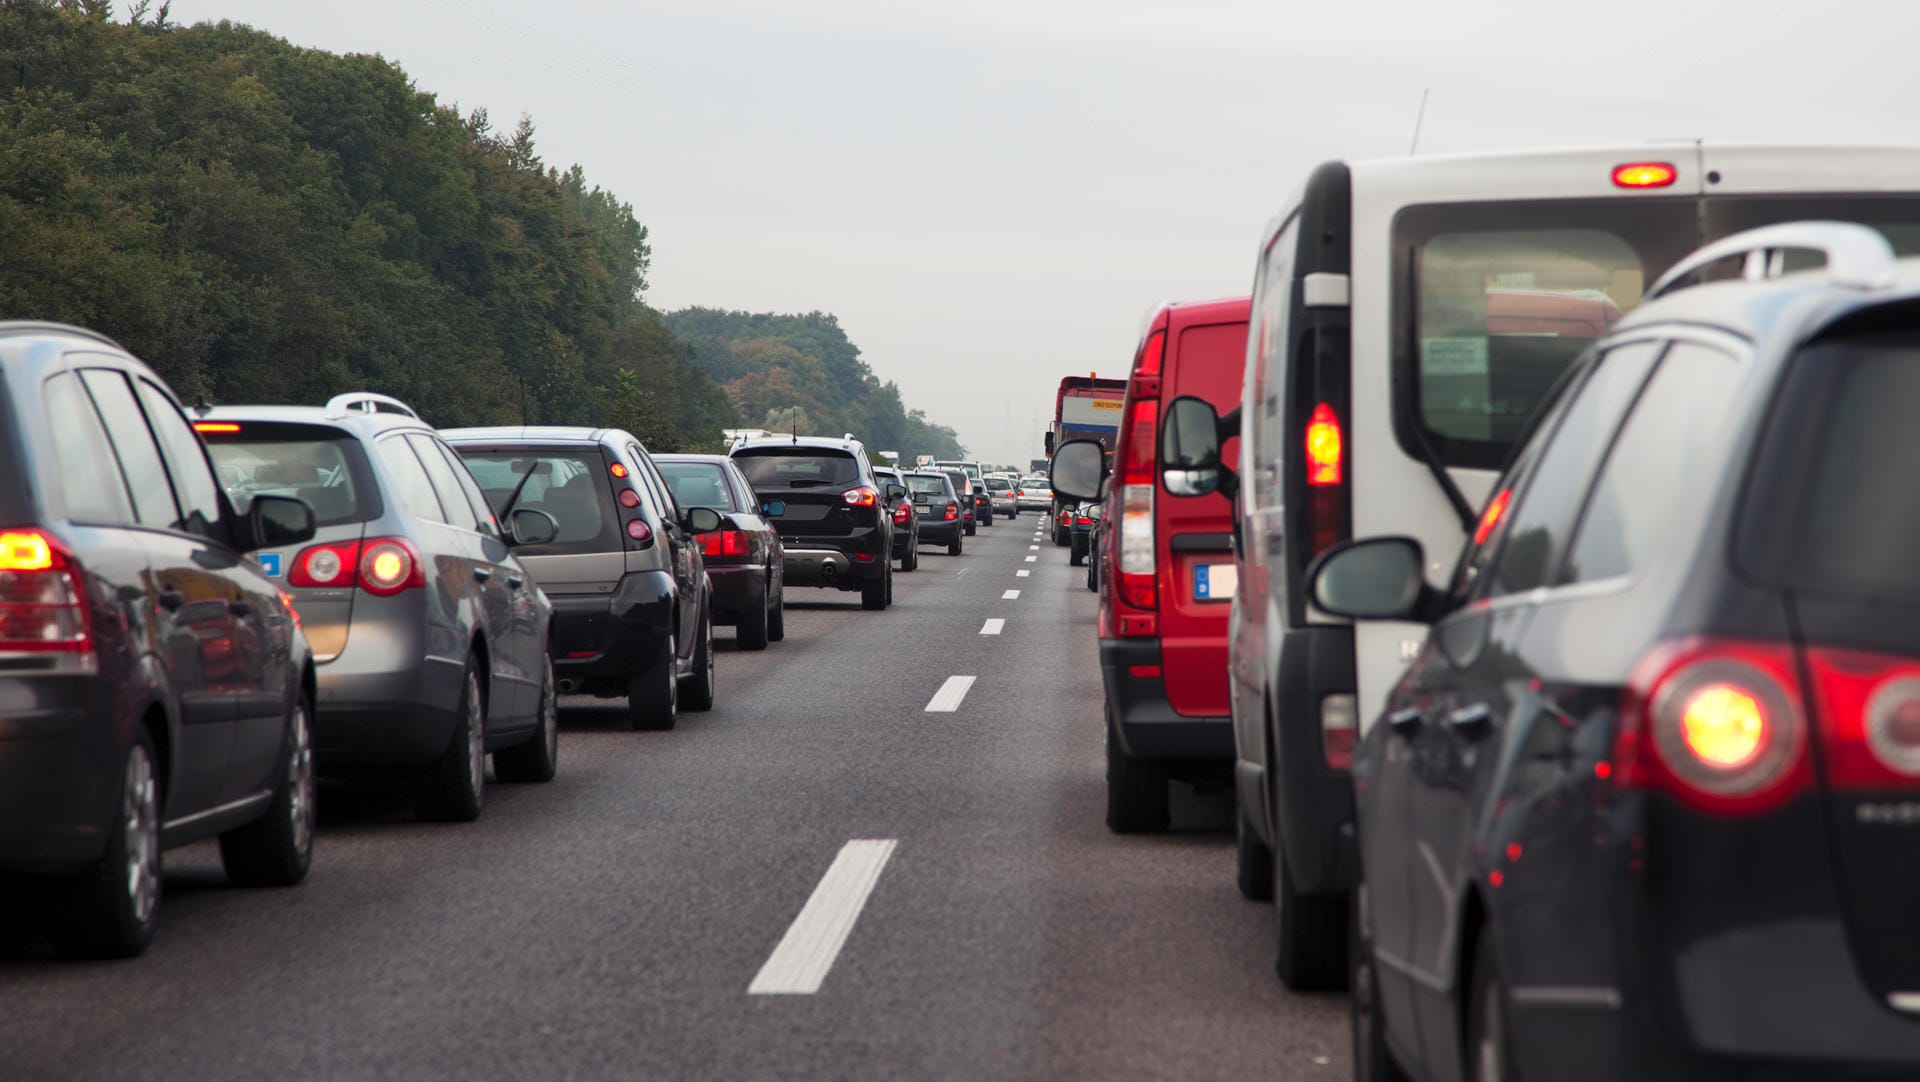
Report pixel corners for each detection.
[0,323,320,958]
[1314,224,1920,1081]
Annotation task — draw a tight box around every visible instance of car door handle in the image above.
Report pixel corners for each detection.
[1388,707,1424,735]
[507,575,525,589]
[228,600,253,618]
[157,589,185,612]
[473,567,492,583]
[1448,703,1493,738]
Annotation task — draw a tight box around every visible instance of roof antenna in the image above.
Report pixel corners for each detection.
[1409,88,1430,156]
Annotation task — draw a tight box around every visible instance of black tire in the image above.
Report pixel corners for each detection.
[1236,802,1274,902]
[948,534,962,556]
[1273,844,1349,991]
[1085,552,1098,592]
[51,731,162,959]
[1105,725,1170,833]
[627,632,678,730]
[1070,538,1087,566]
[1352,887,1416,1082]
[1467,931,1514,1082]
[965,519,976,536]
[680,607,716,712]
[416,661,486,823]
[899,542,918,572]
[220,692,317,886]
[767,589,786,642]
[737,593,771,651]
[980,507,993,526]
[495,655,559,782]
[861,568,888,610]
[1054,524,1070,547]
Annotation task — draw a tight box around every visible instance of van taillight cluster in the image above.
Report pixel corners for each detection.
[1116,388,1160,620]
[0,530,92,652]
[288,537,425,596]
[1303,401,1349,560]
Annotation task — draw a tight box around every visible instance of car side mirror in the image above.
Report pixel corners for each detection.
[1050,438,1108,502]
[686,506,724,533]
[885,483,907,501]
[507,507,559,546]
[761,499,786,517]
[245,494,315,551]
[1306,537,1437,622]
[1162,395,1242,500]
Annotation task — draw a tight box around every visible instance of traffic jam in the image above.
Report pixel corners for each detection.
[12,142,1920,1080]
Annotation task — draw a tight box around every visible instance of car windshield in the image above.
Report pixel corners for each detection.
[201,424,377,527]
[906,475,950,498]
[657,461,739,512]
[733,450,860,488]
[455,449,620,553]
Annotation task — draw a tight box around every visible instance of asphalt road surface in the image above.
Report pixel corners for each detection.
[0,515,1349,1082]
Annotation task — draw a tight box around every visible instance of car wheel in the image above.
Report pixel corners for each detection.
[965,519,976,536]
[981,508,992,526]
[737,592,771,651]
[1105,724,1170,833]
[1273,843,1349,991]
[680,607,716,712]
[1352,887,1416,1082]
[1085,555,1098,592]
[1054,524,1070,547]
[51,732,162,959]
[1467,932,1514,1082]
[495,655,559,782]
[900,543,918,572]
[1070,537,1087,566]
[948,534,962,556]
[1236,798,1274,902]
[220,691,317,886]
[767,589,786,642]
[861,568,888,610]
[627,632,678,730]
[416,661,486,822]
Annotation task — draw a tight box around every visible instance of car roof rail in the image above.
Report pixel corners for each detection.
[326,392,420,420]
[1646,221,1896,302]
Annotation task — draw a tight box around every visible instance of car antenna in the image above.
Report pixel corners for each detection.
[1409,87,1430,156]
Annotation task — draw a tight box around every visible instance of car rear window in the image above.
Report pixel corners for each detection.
[986,477,1011,491]
[906,474,950,498]
[201,423,379,527]
[456,449,621,555]
[1738,330,1920,600]
[734,450,859,488]
[657,461,740,512]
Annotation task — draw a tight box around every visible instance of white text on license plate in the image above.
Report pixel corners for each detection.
[1194,562,1237,601]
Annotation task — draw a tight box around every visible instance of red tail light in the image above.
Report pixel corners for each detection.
[1322,694,1357,771]
[1611,162,1677,189]
[843,486,879,508]
[192,421,241,434]
[893,501,911,526]
[944,501,958,521]
[1803,647,1920,789]
[288,537,425,596]
[0,530,92,653]
[1474,488,1513,546]
[1075,515,1092,526]
[1303,401,1349,560]
[1133,329,1166,377]
[1613,639,1811,815]
[701,530,749,559]
[1306,403,1343,486]
[617,489,641,509]
[1115,391,1160,624]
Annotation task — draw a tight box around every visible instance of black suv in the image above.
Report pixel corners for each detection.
[1311,224,1920,1082]
[0,323,320,958]
[731,435,899,610]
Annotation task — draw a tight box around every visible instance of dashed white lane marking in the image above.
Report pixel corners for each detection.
[1016,570,1031,578]
[1024,555,1037,563]
[956,568,969,577]
[748,840,898,995]
[1029,545,1040,550]
[1002,589,1021,600]
[980,618,1005,635]
[925,675,976,712]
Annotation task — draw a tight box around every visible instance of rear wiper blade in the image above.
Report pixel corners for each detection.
[783,479,835,488]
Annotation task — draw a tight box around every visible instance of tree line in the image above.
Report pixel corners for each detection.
[0,0,965,459]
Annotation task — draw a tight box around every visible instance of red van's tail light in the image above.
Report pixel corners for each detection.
[290,537,424,595]
[1305,403,1343,486]
[1611,162,1677,189]
[1113,391,1160,621]
[0,530,91,652]
[702,530,749,559]
[1802,647,1920,788]
[1133,329,1166,377]
[1614,639,1811,814]
[944,501,959,521]
[843,486,879,508]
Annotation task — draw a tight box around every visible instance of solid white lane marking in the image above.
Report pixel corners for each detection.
[980,618,1005,635]
[1016,570,1031,577]
[1024,555,1037,563]
[925,675,976,712]
[1002,589,1021,599]
[748,840,897,995]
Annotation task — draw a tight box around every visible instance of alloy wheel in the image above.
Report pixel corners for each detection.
[465,672,486,797]
[124,747,160,926]
[288,702,315,856]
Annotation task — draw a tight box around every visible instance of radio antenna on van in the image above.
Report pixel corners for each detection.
[1409,88,1430,156]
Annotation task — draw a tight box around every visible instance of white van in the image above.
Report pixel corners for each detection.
[1173,143,1920,991]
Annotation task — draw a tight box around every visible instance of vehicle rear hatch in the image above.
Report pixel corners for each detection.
[1155,308,1248,718]
[1736,320,1920,1007]
[733,448,865,539]
[197,419,376,661]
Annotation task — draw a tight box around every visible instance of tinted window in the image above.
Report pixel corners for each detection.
[42,373,123,524]
[80,369,180,531]
[1477,341,1661,598]
[733,450,860,488]
[456,449,622,555]
[986,477,1012,492]
[1565,342,1739,584]
[376,436,449,525]
[939,469,971,494]
[906,474,951,498]
[407,434,480,531]
[203,426,375,527]
[658,462,740,512]
[1738,331,1920,599]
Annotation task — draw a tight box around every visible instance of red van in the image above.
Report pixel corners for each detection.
[1096,297,1250,832]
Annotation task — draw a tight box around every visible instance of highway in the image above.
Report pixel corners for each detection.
[0,517,1347,1082]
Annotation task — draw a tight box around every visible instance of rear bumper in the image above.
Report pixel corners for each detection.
[918,520,963,543]
[314,656,463,768]
[705,564,767,624]
[0,689,111,872]
[1098,638,1233,760]
[548,571,674,689]
[782,533,886,588]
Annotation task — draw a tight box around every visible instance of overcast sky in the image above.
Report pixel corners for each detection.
[167,0,1920,463]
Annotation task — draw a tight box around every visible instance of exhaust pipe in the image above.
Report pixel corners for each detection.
[557,676,584,695]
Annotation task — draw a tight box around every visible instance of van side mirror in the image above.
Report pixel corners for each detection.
[507,507,559,546]
[245,494,315,551]
[1306,537,1437,622]
[1049,439,1107,502]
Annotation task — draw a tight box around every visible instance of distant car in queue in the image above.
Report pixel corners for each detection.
[985,475,1020,519]
[654,453,786,650]
[937,468,978,536]
[872,466,921,572]
[905,470,965,555]
[1018,476,1053,512]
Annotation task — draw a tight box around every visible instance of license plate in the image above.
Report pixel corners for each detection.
[916,504,931,513]
[1194,562,1237,601]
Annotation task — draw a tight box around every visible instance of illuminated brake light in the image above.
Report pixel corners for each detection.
[0,530,90,652]
[1614,640,1810,813]
[610,462,629,479]
[843,486,879,508]
[192,422,241,434]
[0,531,55,572]
[291,537,423,595]
[1305,403,1343,486]
[893,501,911,526]
[1679,685,1767,769]
[1474,488,1512,546]
[701,530,748,559]
[359,539,422,596]
[1612,162,1677,189]
[944,501,959,521]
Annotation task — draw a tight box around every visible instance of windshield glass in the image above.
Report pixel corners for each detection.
[202,425,377,527]
[733,450,860,488]
[657,461,739,512]
[455,449,619,554]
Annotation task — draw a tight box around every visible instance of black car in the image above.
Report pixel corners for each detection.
[1067,500,1099,566]
[655,453,786,650]
[936,467,977,536]
[904,470,964,555]
[872,466,921,572]
[1309,224,1920,1081]
[0,322,320,958]
[446,427,721,731]
[731,435,898,610]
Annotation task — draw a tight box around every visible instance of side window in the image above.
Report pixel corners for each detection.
[1564,342,1739,584]
[406,433,480,531]
[134,379,227,542]
[631,446,674,518]
[42,373,125,524]
[1251,217,1297,493]
[429,440,500,537]
[1476,340,1663,599]
[375,436,449,524]
[79,369,181,532]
